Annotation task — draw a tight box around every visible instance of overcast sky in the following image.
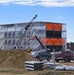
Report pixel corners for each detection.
[0,0,74,42]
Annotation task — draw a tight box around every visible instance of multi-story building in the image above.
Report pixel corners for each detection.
[0,21,66,52]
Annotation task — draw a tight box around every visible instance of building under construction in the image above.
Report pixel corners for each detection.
[0,21,66,52]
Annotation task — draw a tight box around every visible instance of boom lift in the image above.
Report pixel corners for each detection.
[34,36,50,52]
[31,36,52,61]
[34,36,45,49]
[14,15,37,50]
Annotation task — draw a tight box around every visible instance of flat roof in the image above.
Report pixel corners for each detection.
[0,21,66,26]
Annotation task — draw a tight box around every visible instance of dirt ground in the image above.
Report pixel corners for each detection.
[0,67,74,75]
[0,50,74,75]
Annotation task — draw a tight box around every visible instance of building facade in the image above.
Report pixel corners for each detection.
[0,21,66,52]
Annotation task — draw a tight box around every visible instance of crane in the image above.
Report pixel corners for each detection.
[14,15,37,50]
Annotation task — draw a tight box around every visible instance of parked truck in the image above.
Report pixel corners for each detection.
[31,36,52,61]
[55,49,74,62]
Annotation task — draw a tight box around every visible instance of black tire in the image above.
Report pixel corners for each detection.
[64,58,68,62]
[47,57,51,61]
[36,56,42,61]
[68,60,70,62]
[47,58,50,61]
[56,59,59,62]
[64,59,67,62]
[39,57,42,61]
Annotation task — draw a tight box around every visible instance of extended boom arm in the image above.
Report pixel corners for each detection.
[14,15,37,50]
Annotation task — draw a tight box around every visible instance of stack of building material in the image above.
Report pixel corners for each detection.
[25,61,43,71]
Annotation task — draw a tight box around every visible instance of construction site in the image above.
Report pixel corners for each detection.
[0,15,74,75]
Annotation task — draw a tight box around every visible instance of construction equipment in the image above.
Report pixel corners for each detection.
[33,35,50,51]
[31,35,52,61]
[13,15,37,50]
[34,36,45,49]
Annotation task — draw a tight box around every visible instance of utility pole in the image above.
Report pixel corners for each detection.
[53,48,56,75]
[53,25,56,75]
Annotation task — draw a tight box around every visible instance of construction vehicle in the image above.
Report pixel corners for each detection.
[31,36,52,61]
[13,14,37,51]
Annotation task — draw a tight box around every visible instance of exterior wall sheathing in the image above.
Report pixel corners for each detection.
[0,22,66,52]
